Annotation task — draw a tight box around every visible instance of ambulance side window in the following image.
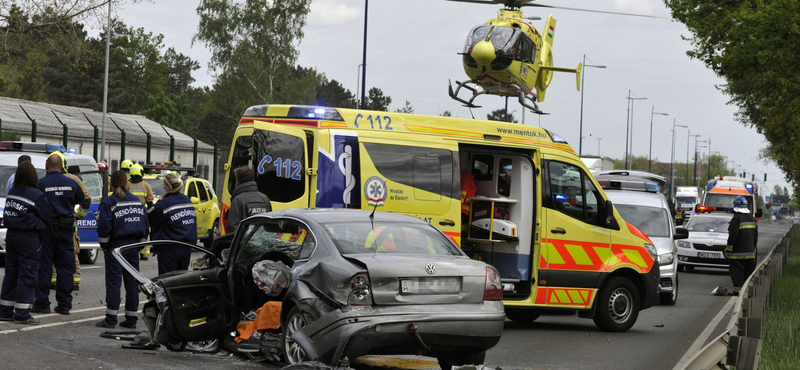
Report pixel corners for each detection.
[362,143,454,200]
[472,155,493,181]
[252,130,306,202]
[547,161,602,225]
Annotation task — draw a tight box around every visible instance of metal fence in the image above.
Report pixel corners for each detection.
[679,224,796,370]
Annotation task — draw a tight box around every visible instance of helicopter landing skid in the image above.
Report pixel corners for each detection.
[448,79,546,115]
[448,79,485,108]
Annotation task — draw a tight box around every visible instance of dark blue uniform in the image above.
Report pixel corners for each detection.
[35,171,84,312]
[0,186,52,321]
[97,190,149,326]
[148,192,197,275]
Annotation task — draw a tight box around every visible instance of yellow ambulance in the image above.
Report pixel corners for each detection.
[221,105,661,332]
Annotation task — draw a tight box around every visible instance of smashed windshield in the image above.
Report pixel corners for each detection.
[321,221,462,256]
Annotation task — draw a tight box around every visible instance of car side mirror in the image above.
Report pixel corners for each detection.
[191,197,200,205]
[604,200,614,226]
[674,227,689,240]
[756,209,763,218]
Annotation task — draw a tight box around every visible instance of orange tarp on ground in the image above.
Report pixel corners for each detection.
[234,301,282,343]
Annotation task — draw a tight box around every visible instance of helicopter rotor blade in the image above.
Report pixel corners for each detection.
[521,3,669,19]
[444,0,506,5]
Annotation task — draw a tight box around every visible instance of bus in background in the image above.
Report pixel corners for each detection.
[675,186,701,218]
[699,176,762,219]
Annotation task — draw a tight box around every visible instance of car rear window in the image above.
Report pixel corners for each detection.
[321,221,462,256]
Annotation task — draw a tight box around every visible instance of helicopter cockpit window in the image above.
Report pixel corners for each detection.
[490,27,521,58]
[463,25,492,53]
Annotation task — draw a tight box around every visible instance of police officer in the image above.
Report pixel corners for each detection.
[675,204,685,226]
[148,173,197,275]
[0,163,52,325]
[96,170,149,328]
[32,153,85,315]
[725,195,758,295]
[128,164,154,260]
[49,153,90,291]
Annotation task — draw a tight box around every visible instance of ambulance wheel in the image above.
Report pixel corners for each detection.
[79,249,98,265]
[505,308,540,323]
[593,276,640,332]
[437,348,486,370]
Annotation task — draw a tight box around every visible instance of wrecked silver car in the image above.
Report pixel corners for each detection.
[113,209,505,368]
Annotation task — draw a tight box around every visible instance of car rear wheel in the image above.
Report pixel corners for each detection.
[659,274,678,306]
[282,306,312,364]
[186,339,220,353]
[79,248,98,264]
[505,308,540,323]
[593,276,640,332]
[437,348,486,370]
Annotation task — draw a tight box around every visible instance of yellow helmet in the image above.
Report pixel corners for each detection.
[121,159,134,170]
[48,151,67,170]
[130,164,143,177]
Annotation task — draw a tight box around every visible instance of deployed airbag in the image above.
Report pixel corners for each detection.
[252,260,291,296]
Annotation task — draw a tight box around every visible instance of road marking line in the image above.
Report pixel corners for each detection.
[0,302,145,334]
[672,296,736,370]
[0,302,120,324]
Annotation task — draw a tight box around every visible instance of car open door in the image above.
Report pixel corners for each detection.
[112,241,235,344]
[252,121,311,210]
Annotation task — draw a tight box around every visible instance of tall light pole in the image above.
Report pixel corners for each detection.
[687,132,700,185]
[669,119,688,202]
[694,139,707,186]
[625,91,647,169]
[359,0,368,110]
[707,138,713,180]
[649,106,668,172]
[100,0,112,161]
[578,55,606,155]
[596,137,602,156]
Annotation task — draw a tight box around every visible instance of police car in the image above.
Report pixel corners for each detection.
[675,210,734,271]
[0,142,105,266]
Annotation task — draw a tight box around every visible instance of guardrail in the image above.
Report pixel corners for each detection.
[679,224,796,370]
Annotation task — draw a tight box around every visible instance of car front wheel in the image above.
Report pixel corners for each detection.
[282,306,313,364]
[593,276,640,332]
[79,248,98,264]
[659,274,678,305]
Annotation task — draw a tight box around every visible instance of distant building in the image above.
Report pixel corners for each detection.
[0,96,217,180]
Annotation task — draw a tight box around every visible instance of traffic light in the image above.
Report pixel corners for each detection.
[766,202,771,209]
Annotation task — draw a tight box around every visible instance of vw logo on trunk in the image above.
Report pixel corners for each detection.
[425,263,436,275]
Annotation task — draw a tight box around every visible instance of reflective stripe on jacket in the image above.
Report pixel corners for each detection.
[726,212,758,260]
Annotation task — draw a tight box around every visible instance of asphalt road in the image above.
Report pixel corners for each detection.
[0,222,791,370]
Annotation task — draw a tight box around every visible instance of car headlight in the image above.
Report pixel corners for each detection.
[676,240,693,249]
[644,243,658,261]
[659,252,674,265]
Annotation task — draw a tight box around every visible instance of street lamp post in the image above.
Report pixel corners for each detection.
[359,0,368,110]
[687,132,701,185]
[596,137,602,156]
[578,55,606,155]
[649,106,668,172]
[669,119,688,202]
[625,91,647,170]
[694,140,707,186]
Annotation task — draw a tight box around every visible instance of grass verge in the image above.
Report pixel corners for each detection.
[759,229,800,370]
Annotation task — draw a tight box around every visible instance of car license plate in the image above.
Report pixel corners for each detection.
[698,252,722,259]
[400,277,460,295]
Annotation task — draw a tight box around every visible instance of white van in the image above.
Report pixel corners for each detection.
[675,186,700,218]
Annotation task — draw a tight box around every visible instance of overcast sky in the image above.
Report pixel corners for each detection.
[112,0,792,197]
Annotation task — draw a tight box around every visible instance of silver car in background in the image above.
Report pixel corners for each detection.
[113,209,505,369]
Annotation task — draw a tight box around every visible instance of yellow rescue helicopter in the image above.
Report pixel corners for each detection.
[448,0,664,114]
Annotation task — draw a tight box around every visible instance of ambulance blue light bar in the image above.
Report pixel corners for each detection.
[0,141,66,153]
[745,183,754,194]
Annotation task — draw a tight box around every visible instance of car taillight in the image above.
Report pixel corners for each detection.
[347,273,373,306]
[697,206,716,212]
[483,266,503,301]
